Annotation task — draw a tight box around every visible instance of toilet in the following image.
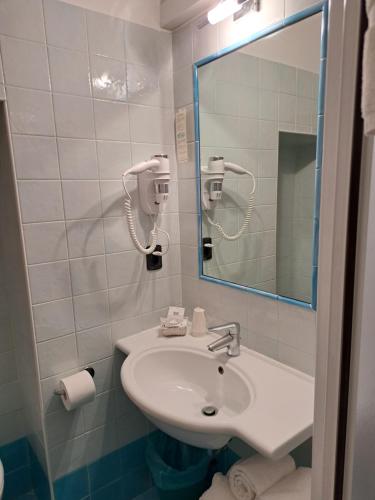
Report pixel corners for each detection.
[0,459,4,499]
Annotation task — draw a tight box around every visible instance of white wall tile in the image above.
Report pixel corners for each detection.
[173,66,193,109]
[89,357,114,394]
[116,411,150,449]
[43,0,87,51]
[125,22,171,70]
[0,36,50,90]
[86,11,125,60]
[0,0,45,42]
[58,139,98,180]
[33,298,75,342]
[279,93,296,124]
[18,180,64,223]
[62,181,102,220]
[73,290,109,331]
[97,141,131,179]
[37,334,78,379]
[0,411,25,445]
[54,94,95,139]
[12,135,60,180]
[193,23,218,62]
[48,46,91,97]
[278,302,316,355]
[93,100,130,141]
[0,381,23,414]
[279,64,297,95]
[179,213,198,246]
[66,219,105,258]
[45,408,85,448]
[129,105,174,144]
[76,325,112,364]
[258,120,278,149]
[103,217,133,253]
[106,251,143,288]
[247,294,279,340]
[99,180,124,217]
[278,342,315,376]
[0,351,18,386]
[28,260,72,304]
[172,25,193,72]
[83,390,116,430]
[23,221,68,264]
[126,63,160,107]
[90,55,127,101]
[70,255,107,295]
[0,319,12,354]
[108,283,150,322]
[7,87,55,135]
[260,90,278,121]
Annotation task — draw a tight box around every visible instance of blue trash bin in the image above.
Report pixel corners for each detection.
[146,433,212,500]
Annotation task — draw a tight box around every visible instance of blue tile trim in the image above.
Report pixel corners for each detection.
[88,450,122,492]
[54,467,89,500]
[0,438,30,474]
[91,479,123,500]
[54,435,153,500]
[0,437,50,499]
[193,1,328,311]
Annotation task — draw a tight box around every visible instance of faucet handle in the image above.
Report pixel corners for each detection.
[209,321,240,336]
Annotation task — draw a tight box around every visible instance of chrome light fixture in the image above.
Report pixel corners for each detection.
[207,0,260,25]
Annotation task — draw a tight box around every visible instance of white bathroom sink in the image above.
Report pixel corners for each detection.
[117,327,314,459]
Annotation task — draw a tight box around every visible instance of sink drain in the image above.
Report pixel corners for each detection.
[202,405,218,417]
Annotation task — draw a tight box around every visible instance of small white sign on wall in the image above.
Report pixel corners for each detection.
[175,108,188,163]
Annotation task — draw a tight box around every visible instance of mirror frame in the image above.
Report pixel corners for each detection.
[193,1,328,311]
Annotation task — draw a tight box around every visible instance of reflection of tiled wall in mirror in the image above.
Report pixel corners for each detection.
[199,52,318,294]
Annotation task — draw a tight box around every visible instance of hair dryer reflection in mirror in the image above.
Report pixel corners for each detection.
[201,156,256,241]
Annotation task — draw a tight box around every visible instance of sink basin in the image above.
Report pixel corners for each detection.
[117,327,314,458]
[121,345,253,448]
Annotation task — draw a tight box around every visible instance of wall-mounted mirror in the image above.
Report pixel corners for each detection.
[194,6,326,309]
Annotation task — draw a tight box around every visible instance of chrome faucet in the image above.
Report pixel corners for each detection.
[207,322,241,357]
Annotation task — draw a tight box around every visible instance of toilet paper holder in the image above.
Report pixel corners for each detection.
[54,367,95,396]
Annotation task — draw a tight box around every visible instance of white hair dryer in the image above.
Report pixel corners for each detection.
[122,154,170,256]
[201,156,256,241]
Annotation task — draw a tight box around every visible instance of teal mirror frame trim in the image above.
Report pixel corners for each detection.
[193,1,328,311]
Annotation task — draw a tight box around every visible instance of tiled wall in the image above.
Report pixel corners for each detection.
[277,133,317,302]
[0,0,322,497]
[0,97,50,498]
[0,0,180,486]
[0,262,25,446]
[198,52,318,293]
[173,0,319,376]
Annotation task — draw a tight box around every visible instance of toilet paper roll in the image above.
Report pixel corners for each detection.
[59,371,96,411]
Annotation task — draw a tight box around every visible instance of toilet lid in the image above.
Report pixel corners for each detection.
[0,459,3,497]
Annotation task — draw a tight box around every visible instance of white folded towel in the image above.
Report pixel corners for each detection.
[228,454,295,500]
[362,0,375,135]
[200,473,236,500]
[257,467,311,500]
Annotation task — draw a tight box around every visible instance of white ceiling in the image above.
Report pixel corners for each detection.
[62,0,161,29]
[240,13,322,73]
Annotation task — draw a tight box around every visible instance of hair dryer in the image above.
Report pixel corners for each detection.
[122,154,170,256]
